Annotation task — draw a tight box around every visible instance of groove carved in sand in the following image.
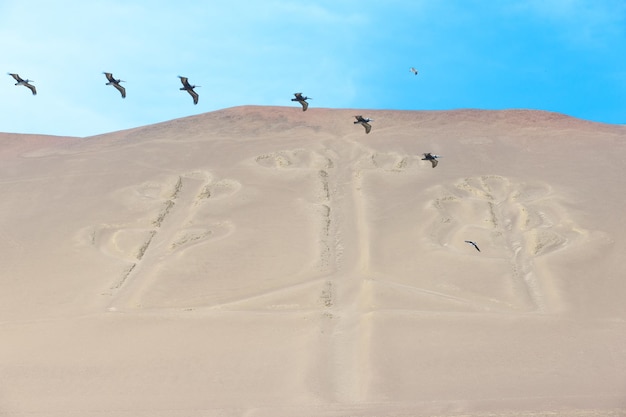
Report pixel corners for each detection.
[254,149,338,310]
[255,149,334,171]
[356,150,424,173]
[93,148,337,311]
[83,171,239,304]
[255,148,336,270]
[239,147,429,312]
[427,175,591,312]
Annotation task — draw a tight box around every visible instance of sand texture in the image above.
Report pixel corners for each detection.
[0,106,625,416]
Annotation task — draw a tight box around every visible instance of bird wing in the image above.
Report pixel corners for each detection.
[363,122,371,134]
[187,88,199,105]
[103,72,115,82]
[25,83,37,95]
[113,82,126,98]
[294,92,303,99]
[8,73,23,82]
[431,159,438,168]
[178,76,190,88]
[465,241,480,251]
[300,100,308,111]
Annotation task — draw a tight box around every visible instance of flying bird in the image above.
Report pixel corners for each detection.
[354,115,373,134]
[103,72,126,98]
[178,76,200,105]
[410,67,418,75]
[421,152,441,168]
[291,92,311,111]
[8,73,36,95]
[465,240,481,252]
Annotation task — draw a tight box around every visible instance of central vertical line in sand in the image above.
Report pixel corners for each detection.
[321,141,372,404]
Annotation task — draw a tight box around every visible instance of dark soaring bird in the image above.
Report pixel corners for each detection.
[8,73,36,95]
[103,72,126,98]
[178,76,200,105]
[465,240,481,252]
[354,115,373,134]
[421,152,441,168]
[291,92,311,111]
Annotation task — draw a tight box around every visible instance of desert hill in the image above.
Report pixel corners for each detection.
[0,106,625,416]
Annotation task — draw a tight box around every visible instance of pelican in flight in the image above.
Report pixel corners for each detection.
[178,76,200,105]
[291,92,311,111]
[465,240,481,252]
[421,152,441,168]
[354,115,373,134]
[410,67,419,75]
[8,73,36,95]
[103,72,126,98]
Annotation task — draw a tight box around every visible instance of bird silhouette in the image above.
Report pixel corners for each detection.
[291,92,311,111]
[465,240,480,252]
[178,76,200,105]
[103,72,126,98]
[354,115,373,134]
[421,152,441,168]
[8,73,36,95]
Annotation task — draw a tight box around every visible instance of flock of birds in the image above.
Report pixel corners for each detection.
[9,68,479,252]
[8,67,423,111]
[290,71,475,251]
[8,72,202,105]
[8,69,432,146]
[7,68,424,131]
[290,93,443,167]
[8,68,477,249]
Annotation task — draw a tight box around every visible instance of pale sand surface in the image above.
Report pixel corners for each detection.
[0,106,625,416]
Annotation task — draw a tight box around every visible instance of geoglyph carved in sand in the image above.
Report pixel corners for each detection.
[80,145,604,315]
[81,171,240,306]
[253,149,339,311]
[426,175,596,313]
[243,147,432,314]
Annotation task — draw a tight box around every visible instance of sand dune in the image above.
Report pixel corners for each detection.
[0,106,625,416]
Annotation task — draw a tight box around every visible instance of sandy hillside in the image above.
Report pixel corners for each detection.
[0,106,625,417]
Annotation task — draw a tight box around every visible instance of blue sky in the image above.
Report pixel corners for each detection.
[2,0,625,137]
